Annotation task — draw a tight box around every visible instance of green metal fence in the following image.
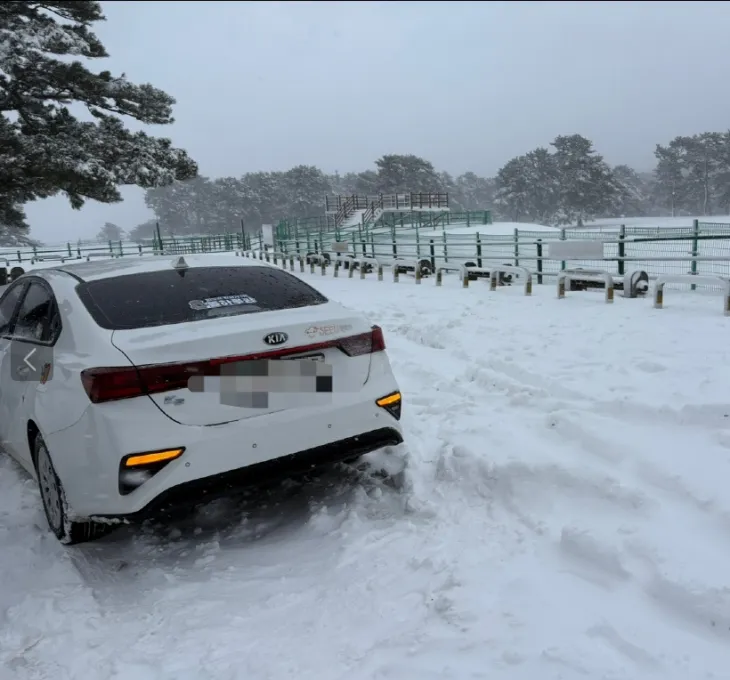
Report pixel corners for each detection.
[6,220,730,288]
[274,210,492,243]
[272,221,730,283]
[0,232,256,265]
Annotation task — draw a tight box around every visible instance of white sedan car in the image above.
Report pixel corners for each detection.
[0,255,404,544]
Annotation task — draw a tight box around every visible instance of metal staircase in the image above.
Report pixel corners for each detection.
[324,193,450,230]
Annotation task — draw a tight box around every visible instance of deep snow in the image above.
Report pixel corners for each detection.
[2,268,730,680]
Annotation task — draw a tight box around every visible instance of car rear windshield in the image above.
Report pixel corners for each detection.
[76,266,328,330]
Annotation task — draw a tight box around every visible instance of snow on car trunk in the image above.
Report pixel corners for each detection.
[109,305,375,426]
[76,264,376,426]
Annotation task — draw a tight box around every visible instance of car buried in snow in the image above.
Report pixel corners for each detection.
[0,255,404,544]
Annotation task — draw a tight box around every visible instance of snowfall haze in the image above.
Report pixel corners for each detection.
[22,0,730,242]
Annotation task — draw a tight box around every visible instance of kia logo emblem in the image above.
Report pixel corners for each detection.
[263,332,288,346]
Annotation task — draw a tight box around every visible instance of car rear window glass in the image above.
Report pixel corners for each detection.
[76,266,328,330]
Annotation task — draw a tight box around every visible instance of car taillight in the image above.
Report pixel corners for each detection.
[81,366,145,403]
[81,363,206,404]
[371,325,386,352]
[81,326,387,403]
[338,326,386,357]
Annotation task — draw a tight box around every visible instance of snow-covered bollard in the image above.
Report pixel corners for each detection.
[653,274,730,316]
[488,265,532,296]
[557,269,614,304]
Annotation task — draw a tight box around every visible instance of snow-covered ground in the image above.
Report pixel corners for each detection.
[2,269,730,680]
[444,221,559,236]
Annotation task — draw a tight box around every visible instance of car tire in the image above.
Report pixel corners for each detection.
[33,434,112,545]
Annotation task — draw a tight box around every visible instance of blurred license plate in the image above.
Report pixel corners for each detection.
[281,353,324,362]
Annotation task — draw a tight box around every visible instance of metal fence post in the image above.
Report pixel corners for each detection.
[618,225,626,276]
[691,219,699,290]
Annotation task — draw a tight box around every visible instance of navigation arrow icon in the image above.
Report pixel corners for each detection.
[24,348,36,371]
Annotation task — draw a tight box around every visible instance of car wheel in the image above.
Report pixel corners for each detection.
[33,434,112,545]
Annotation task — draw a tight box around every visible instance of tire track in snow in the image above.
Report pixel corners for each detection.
[370,282,730,675]
[4,274,730,679]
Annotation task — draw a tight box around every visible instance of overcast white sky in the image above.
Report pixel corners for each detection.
[24,0,730,242]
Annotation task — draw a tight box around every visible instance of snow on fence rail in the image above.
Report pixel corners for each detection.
[272,221,730,290]
[9,220,730,292]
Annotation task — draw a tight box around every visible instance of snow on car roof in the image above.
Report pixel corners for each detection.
[41,254,275,283]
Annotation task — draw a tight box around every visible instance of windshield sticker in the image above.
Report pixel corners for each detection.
[189,295,257,310]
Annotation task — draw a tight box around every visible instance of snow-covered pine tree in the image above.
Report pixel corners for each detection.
[0,1,197,237]
[374,154,443,194]
[551,134,618,226]
[96,221,124,242]
[454,172,495,212]
[653,142,685,216]
[713,131,730,215]
[494,149,559,224]
[494,155,532,221]
[681,133,722,216]
[128,219,158,243]
[282,165,332,218]
[610,165,651,217]
[653,133,730,216]
[521,147,560,224]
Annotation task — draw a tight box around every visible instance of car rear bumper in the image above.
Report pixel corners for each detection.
[47,376,404,518]
[94,426,402,521]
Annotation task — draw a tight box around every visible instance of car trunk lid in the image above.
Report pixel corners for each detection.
[109,304,375,426]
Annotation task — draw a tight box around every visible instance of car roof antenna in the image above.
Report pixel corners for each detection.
[172,255,189,277]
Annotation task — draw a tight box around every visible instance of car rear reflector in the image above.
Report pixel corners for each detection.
[376,390,402,420]
[81,325,387,404]
[123,448,184,468]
